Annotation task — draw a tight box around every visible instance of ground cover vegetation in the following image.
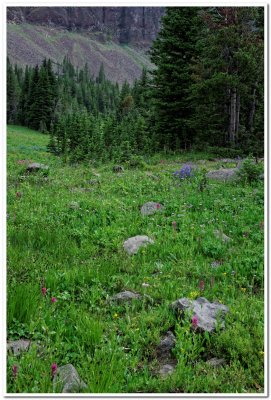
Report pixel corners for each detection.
[7,7,264,161]
[7,125,264,393]
[7,6,264,395]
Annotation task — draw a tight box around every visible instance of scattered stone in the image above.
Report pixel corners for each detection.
[26,163,49,173]
[214,230,231,243]
[206,357,225,368]
[87,179,100,185]
[157,331,176,358]
[53,364,87,393]
[213,158,238,163]
[110,290,141,303]
[69,201,80,209]
[206,168,238,181]
[112,165,124,173]
[159,363,176,378]
[210,260,223,268]
[171,297,229,333]
[146,172,160,180]
[7,339,31,355]
[142,282,150,287]
[141,202,163,216]
[123,235,154,255]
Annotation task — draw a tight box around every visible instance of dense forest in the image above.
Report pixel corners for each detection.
[7,7,264,161]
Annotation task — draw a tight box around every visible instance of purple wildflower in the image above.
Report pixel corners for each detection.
[12,364,18,378]
[51,363,57,377]
[192,315,199,328]
[173,165,192,179]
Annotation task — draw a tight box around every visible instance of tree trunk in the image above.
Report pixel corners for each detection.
[235,93,240,140]
[229,87,237,143]
[248,82,258,131]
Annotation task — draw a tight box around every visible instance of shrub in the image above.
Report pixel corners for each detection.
[237,158,263,183]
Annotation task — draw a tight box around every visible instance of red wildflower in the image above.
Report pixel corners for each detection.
[172,221,177,231]
[51,363,57,377]
[156,203,161,209]
[192,315,198,328]
[42,287,47,296]
[12,364,18,378]
[199,280,205,291]
[16,192,22,198]
[51,297,57,303]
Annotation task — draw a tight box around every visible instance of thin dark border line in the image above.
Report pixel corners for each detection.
[3,3,269,399]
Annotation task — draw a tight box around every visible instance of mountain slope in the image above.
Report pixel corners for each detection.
[7,7,164,83]
[7,23,154,83]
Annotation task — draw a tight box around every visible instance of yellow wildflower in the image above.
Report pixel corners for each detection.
[113,313,119,319]
[240,288,247,292]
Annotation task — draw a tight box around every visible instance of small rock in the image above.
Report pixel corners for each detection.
[87,179,100,185]
[113,165,124,173]
[206,168,238,181]
[7,339,31,355]
[26,163,49,173]
[53,364,87,393]
[123,235,154,255]
[159,363,176,378]
[110,290,141,303]
[171,297,229,333]
[141,202,163,216]
[210,260,223,268]
[69,201,80,209]
[157,331,176,358]
[142,282,150,287]
[214,230,231,243]
[206,358,225,368]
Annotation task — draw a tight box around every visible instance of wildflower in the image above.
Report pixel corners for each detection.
[240,288,246,293]
[199,280,205,291]
[113,313,119,319]
[172,221,177,232]
[142,282,150,287]
[223,272,227,276]
[51,363,57,377]
[12,364,18,378]
[51,297,57,303]
[173,165,192,180]
[42,287,47,296]
[156,203,161,209]
[16,191,22,198]
[259,351,264,356]
[189,291,200,299]
[192,315,198,328]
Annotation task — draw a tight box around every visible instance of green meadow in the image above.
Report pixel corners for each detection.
[7,125,264,393]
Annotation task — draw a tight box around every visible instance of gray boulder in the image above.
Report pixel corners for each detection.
[141,202,163,216]
[123,235,154,255]
[206,168,238,181]
[69,201,80,209]
[110,290,141,303]
[159,363,176,378]
[7,339,31,355]
[26,163,49,173]
[157,331,176,358]
[171,297,229,333]
[53,364,87,393]
[214,230,231,243]
[206,358,225,368]
[112,165,124,173]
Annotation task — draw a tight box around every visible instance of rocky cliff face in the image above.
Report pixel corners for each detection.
[7,7,164,47]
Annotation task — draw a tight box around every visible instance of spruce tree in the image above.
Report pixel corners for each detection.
[150,7,201,150]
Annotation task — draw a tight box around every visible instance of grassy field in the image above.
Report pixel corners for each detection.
[7,125,264,394]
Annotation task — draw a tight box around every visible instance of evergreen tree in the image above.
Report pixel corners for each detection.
[150,7,201,150]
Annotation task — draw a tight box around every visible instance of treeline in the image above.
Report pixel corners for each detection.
[7,6,264,161]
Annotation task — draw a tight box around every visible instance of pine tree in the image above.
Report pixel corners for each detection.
[7,58,19,124]
[150,7,201,150]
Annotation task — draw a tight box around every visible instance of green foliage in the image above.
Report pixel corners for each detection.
[237,158,263,183]
[7,125,264,393]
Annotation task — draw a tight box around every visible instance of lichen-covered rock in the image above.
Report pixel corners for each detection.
[159,363,175,378]
[156,331,176,358]
[214,230,231,243]
[171,297,229,333]
[141,202,163,216]
[206,168,238,181]
[113,165,124,173]
[110,290,141,303]
[7,339,31,355]
[206,357,225,368]
[26,163,49,173]
[53,364,87,393]
[123,235,154,255]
